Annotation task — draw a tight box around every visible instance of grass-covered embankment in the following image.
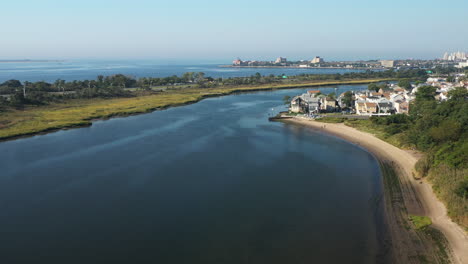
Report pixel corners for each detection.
[0,79,388,141]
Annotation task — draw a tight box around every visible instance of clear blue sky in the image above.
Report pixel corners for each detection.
[1,0,467,61]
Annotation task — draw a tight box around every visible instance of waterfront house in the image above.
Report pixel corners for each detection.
[290,93,322,114]
[394,100,409,114]
[377,102,393,114]
[290,96,306,113]
[390,93,405,103]
[366,96,381,103]
[305,97,321,113]
[307,90,321,96]
[321,97,338,112]
[365,102,378,113]
[394,87,406,93]
[356,101,366,114]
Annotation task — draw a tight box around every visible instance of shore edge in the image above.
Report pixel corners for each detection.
[280,117,467,264]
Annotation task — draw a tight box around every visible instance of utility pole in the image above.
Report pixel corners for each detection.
[23,82,26,97]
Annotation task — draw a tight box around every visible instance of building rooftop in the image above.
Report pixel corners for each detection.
[308,90,321,94]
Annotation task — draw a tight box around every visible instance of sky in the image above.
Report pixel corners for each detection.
[1,0,467,62]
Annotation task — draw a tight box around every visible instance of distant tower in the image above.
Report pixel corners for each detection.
[443,52,449,60]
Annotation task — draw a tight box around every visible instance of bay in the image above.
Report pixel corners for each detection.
[0,85,385,263]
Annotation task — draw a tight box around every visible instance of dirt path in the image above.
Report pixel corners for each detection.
[285,118,468,264]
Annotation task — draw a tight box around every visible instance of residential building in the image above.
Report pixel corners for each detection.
[394,101,409,114]
[307,90,321,96]
[377,102,393,114]
[290,96,306,113]
[321,97,338,112]
[356,101,366,114]
[365,102,378,113]
[290,93,321,114]
[232,58,243,66]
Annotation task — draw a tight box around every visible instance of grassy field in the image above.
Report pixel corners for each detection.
[314,117,405,147]
[0,79,390,140]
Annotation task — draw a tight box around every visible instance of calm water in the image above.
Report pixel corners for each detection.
[0,60,368,82]
[0,85,385,263]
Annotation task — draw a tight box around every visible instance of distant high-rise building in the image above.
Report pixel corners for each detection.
[443,52,449,60]
[310,56,324,64]
[442,51,467,61]
[380,60,395,68]
[275,57,287,64]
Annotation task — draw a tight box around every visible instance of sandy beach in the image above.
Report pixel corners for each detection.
[284,117,468,264]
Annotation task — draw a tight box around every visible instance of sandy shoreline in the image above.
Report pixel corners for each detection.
[283,117,468,264]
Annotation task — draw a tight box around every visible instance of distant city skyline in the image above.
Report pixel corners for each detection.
[1,0,467,61]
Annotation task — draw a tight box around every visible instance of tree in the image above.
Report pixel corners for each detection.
[195,72,205,82]
[446,75,455,83]
[398,79,412,90]
[97,75,104,84]
[9,91,26,107]
[182,72,194,82]
[429,120,462,142]
[448,87,468,100]
[0,96,7,111]
[1,79,22,88]
[283,95,291,105]
[54,79,65,92]
[415,86,437,101]
[254,72,261,80]
[368,83,379,92]
[342,91,353,108]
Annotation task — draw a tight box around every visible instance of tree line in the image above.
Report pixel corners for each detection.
[367,86,467,225]
[0,69,429,109]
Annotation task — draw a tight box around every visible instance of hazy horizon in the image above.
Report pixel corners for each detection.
[1,0,467,61]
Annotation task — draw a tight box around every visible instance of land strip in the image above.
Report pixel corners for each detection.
[0,79,389,141]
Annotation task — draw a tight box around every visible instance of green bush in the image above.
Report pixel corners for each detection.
[409,215,432,229]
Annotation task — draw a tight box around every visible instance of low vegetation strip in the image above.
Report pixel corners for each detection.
[409,215,433,229]
[0,79,389,140]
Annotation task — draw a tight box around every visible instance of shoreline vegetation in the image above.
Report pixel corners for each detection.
[219,65,381,70]
[279,117,467,264]
[0,68,430,141]
[0,78,391,141]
